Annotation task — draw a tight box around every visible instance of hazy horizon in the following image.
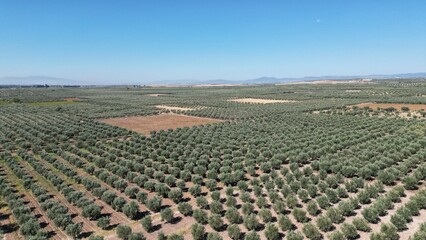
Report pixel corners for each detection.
[1,1,425,85]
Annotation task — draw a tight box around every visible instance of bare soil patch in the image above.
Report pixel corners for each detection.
[99,114,223,135]
[355,103,426,111]
[63,98,80,101]
[228,98,297,104]
[345,89,361,93]
[156,105,202,111]
[146,94,166,97]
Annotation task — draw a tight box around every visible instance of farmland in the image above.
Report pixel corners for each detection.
[1,79,426,240]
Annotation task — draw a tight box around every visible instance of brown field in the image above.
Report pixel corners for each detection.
[355,103,426,111]
[99,114,223,135]
[228,98,297,104]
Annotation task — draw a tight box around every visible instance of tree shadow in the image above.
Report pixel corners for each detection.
[255,223,265,231]
[0,213,10,221]
[159,204,171,211]
[0,223,19,234]
[169,216,182,224]
[46,230,57,239]
[133,210,150,220]
[100,213,112,218]
[150,224,162,232]
[40,221,49,228]
[214,223,228,232]
[347,233,360,240]
[105,223,119,230]
[277,232,285,239]
[79,231,94,239]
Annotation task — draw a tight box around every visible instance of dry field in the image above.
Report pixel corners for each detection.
[355,103,426,111]
[228,98,297,104]
[345,90,362,93]
[146,94,166,97]
[99,113,223,135]
[156,105,203,111]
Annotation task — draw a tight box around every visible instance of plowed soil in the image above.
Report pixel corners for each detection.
[99,114,223,135]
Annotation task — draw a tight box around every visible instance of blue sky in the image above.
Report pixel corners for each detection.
[0,0,425,84]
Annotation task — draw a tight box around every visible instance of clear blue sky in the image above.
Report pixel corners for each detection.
[0,0,425,84]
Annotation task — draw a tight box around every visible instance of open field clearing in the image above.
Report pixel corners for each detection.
[155,105,203,111]
[228,98,297,104]
[355,102,426,111]
[345,90,362,93]
[99,113,223,135]
[2,79,426,239]
[146,94,166,97]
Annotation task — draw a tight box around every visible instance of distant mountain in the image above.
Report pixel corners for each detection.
[1,72,425,86]
[165,72,426,86]
[0,76,84,85]
[298,72,426,81]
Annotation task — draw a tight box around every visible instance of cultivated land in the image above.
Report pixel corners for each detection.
[99,114,223,136]
[1,78,426,240]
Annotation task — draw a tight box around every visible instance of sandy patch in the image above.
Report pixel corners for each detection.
[228,98,297,104]
[345,90,361,93]
[146,94,166,97]
[156,105,202,111]
[99,113,223,135]
[355,103,426,111]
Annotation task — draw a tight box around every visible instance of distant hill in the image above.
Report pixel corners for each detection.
[1,72,425,86]
[151,72,426,86]
[0,76,84,85]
